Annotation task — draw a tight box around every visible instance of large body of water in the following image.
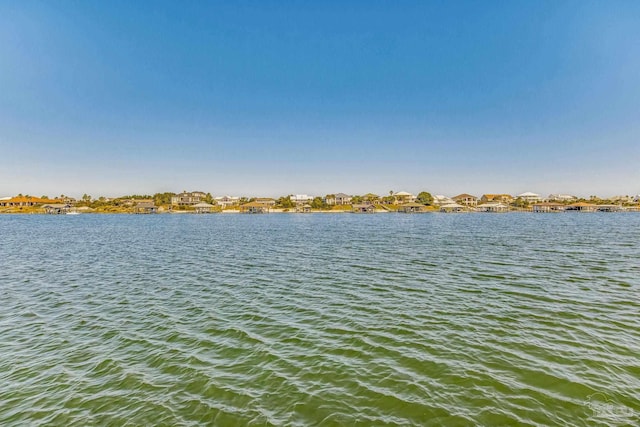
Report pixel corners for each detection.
[1,213,638,426]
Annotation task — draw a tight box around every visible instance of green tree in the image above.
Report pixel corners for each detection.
[153,192,175,205]
[382,196,395,204]
[512,197,528,208]
[276,195,294,209]
[363,193,379,203]
[203,193,214,204]
[417,191,434,206]
[311,196,327,209]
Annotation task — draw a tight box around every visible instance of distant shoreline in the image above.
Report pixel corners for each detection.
[2,208,639,215]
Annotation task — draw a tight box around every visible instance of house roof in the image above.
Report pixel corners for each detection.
[517,192,540,197]
[3,196,61,204]
[477,202,508,207]
[452,194,477,200]
[395,191,413,196]
[193,202,215,208]
[568,202,596,207]
[334,193,351,198]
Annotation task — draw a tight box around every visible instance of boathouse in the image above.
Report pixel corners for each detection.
[532,202,565,213]
[352,203,375,213]
[565,202,597,212]
[440,203,465,213]
[397,202,427,213]
[134,201,158,214]
[240,201,269,214]
[193,202,215,213]
[477,202,509,213]
[42,203,71,214]
[596,204,623,212]
[295,204,312,213]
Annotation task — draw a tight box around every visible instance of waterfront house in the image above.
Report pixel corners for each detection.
[440,203,465,212]
[565,202,597,212]
[291,194,314,204]
[352,203,375,213]
[397,202,427,213]
[0,196,61,207]
[193,202,215,213]
[61,196,77,204]
[432,195,455,206]
[296,204,312,213]
[42,203,71,214]
[254,198,276,207]
[547,194,577,202]
[452,194,478,207]
[532,202,565,213]
[476,202,509,213]
[171,191,207,206]
[394,191,416,204]
[325,193,352,206]
[516,192,542,203]
[214,195,240,208]
[480,194,513,204]
[135,201,158,214]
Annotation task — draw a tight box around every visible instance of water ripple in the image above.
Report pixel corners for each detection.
[1,213,639,425]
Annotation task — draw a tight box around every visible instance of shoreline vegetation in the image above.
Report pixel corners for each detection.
[1,191,639,215]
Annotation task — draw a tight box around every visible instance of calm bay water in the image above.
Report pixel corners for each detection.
[1,213,639,426]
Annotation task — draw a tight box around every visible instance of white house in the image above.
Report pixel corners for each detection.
[476,202,509,213]
[516,192,542,203]
[171,191,207,206]
[291,194,314,204]
[326,193,352,205]
[547,194,577,202]
[394,191,416,203]
[214,195,240,208]
[433,195,455,206]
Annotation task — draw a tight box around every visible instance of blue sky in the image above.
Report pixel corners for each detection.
[1,1,639,198]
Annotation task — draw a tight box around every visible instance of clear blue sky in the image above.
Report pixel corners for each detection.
[1,1,639,198]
